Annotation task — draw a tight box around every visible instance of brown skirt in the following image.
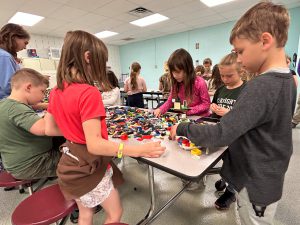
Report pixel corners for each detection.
[57,141,124,200]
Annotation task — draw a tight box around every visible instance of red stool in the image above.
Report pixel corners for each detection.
[0,171,33,194]
[11,184,77,225]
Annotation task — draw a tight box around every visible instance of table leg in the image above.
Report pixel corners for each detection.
[137,165,155,225]
[151,94,154,109]
[136,165,191,225]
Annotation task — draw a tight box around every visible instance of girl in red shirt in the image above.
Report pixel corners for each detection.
[44,30,165,225]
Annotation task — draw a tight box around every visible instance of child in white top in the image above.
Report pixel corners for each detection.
[102,70,121,107]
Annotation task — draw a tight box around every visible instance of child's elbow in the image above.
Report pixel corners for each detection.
[86,142,98,155]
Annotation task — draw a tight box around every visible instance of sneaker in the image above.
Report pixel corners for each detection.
[292,122,298,128]
[70,205,102,224]
[70,209,79,224]
[215,188,236,210]
[94,205,102,214]
[4,186,16,191]
[215,179,226,191]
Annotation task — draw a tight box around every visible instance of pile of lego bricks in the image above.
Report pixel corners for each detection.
[106,107,178,141]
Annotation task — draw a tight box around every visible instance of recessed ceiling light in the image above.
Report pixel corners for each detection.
[8,12,44,26]
[200,0,235,7]
[130,13,169,27]
[95,31,118,39]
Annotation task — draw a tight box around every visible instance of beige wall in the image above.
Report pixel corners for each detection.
[18,33,121,80]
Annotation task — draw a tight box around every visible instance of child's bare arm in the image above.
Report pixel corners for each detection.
[44,112,63,136]
[29,118,46,136]
[214,107,230,116]
[31,102,49,110]
[83,118,165,157]
[142,79,147,92]
[124,81,129,92]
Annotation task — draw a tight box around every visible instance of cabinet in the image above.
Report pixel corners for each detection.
[22,58,59,88]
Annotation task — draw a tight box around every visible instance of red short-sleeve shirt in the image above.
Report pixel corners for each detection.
[48,82,107,144]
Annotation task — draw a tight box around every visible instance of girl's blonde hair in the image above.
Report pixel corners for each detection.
[219,52,242,74]
[130,62,141,90]
[163,61,169,73]
[56,30,110,91]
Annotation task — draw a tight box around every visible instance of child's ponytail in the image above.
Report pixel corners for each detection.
[130,62,141,90]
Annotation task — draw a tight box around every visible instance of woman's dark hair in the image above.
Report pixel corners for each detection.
[0,23,30,58]
[211,64,223,89]
[107,70,119,88]
[130,62,141,90]
[168,48,195,104]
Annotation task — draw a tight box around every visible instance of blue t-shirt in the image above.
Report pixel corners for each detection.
[0,48,20,99]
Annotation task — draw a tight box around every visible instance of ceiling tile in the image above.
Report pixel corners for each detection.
[48,5,87,22]
[143,0,195,12]
[1,0,300,45]
[70,13,109,27]
[92,0,138,17]
[1,0,27,11]
[64,0,113,12]
[17,0,62,17]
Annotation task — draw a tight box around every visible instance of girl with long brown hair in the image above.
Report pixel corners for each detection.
[124,62,147,108]
[154,48,210,117]
[44,30,165,225]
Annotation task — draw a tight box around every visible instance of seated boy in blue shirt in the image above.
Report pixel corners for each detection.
[170,2,296,225]
[0,68,61,180]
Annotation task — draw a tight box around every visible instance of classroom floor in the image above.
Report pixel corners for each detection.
[1,128,300,225]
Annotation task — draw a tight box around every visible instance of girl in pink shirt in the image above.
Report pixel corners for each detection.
[154,48,211,117]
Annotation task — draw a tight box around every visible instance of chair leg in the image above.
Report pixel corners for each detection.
[28,185,33,195]
[19,185,25,194]
[58,214,71,225]
[32,178,49,193]
[202,175,207,186]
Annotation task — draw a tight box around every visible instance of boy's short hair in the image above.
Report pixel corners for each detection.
[203,58,212,65]
[219,52,242,74]
[11,68,49,89]
[195,65,205,74]
[230,1,289,47]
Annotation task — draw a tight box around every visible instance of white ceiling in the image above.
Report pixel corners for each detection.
[1,0,300,45]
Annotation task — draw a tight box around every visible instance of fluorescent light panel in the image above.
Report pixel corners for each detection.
[130,13,169,27]
[8,12,44,26]
[95,31,118,39]
[200,0,235,7]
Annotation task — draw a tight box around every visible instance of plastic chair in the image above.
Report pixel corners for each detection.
[11,184,77,225]
[0,171,33,194]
